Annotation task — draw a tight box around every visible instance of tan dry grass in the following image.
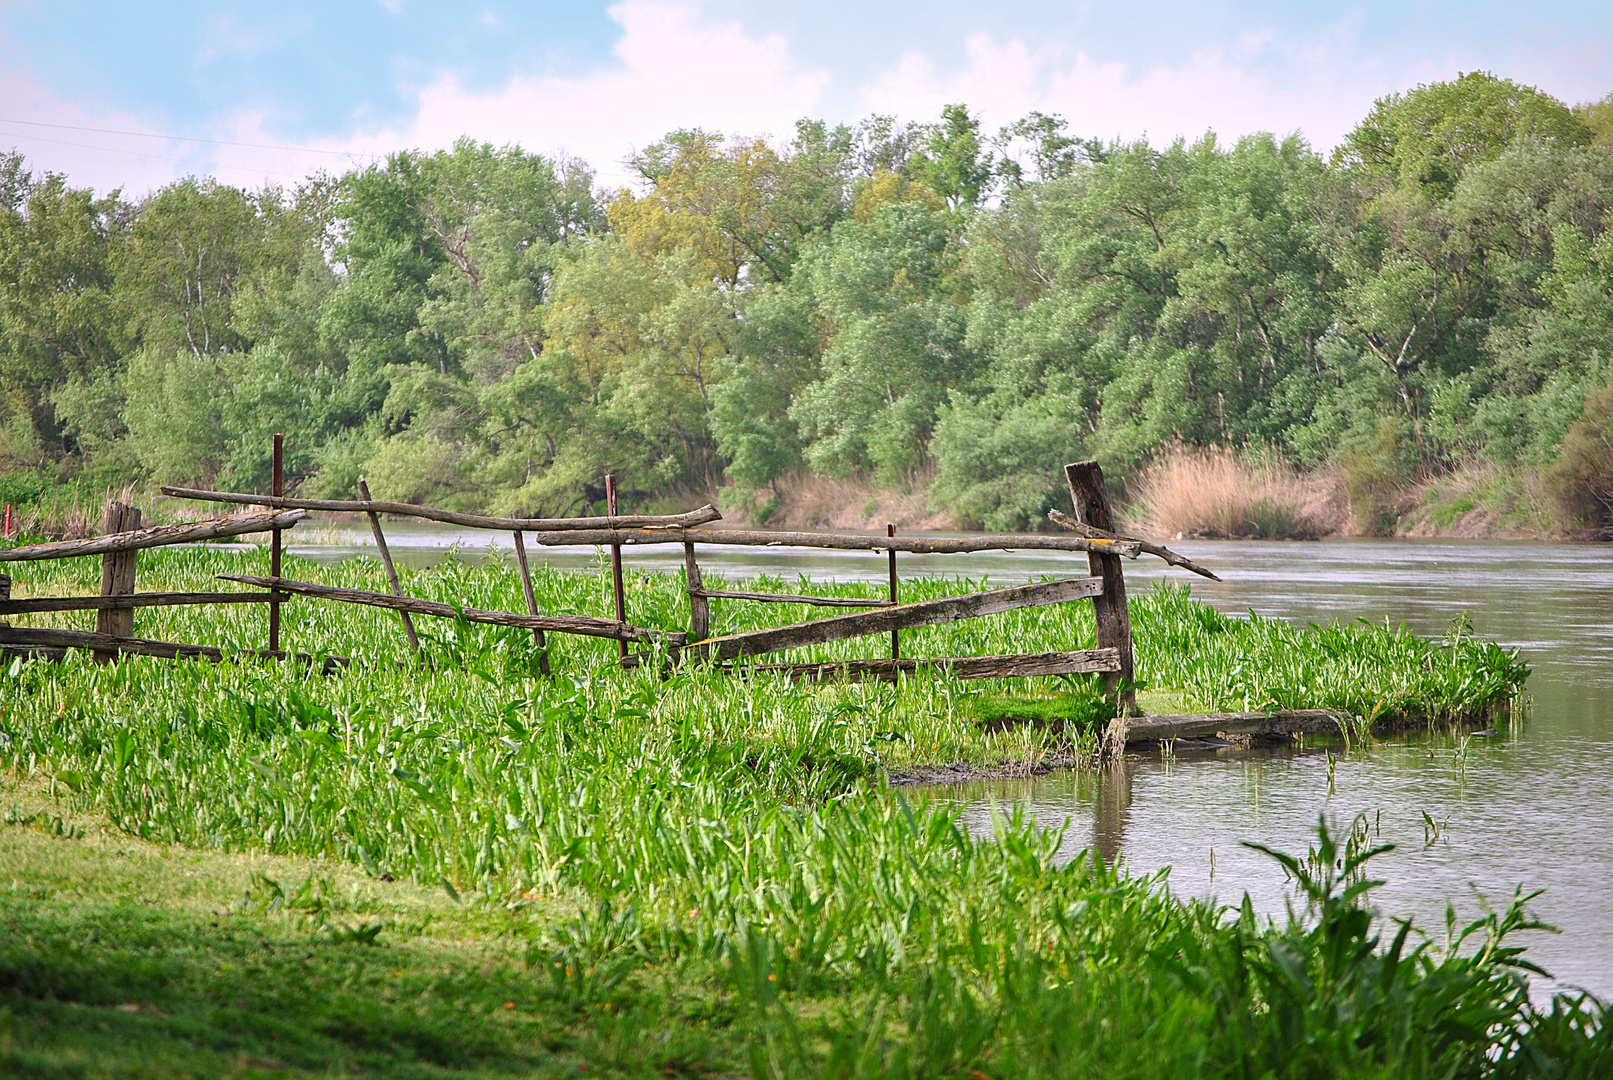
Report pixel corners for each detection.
[1124,447,1345,540]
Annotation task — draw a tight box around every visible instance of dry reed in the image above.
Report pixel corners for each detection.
[1125,447,1344,540]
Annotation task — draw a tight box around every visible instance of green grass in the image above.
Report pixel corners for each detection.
[1,546,1599,1078]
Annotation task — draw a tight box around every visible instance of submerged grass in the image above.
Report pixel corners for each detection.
[1,547,1597,1077]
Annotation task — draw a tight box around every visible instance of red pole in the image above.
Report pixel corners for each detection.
[887,523,899,660]
[606,474,627,660]
[2,504,11,540]
[269,433,284,655]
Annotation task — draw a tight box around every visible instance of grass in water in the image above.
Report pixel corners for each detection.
[2,547,1602,1077]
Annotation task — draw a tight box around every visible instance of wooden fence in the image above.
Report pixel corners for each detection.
[0,439,1213,710]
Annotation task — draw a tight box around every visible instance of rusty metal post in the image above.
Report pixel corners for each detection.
[605,474,627,661]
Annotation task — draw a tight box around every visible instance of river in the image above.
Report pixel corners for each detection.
[290,524,1613,997]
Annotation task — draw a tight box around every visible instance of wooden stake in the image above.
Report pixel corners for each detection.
[684,541,709,643]
[605,474,627,661]
[357,478,419,656]
[93,500,140,664]
[511,528,551,677]
[1065,461,1135,716]
[887,523,899,660]
[269,434,284,655]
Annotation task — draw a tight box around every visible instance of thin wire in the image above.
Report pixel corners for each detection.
[0,116,371,157]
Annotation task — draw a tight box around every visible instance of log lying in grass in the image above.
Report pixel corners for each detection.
[0,510,309,563]
[1119,709,1345,742]
[162,486,722,532]
[690,587,893,608]
[218,574,687,646]
[520,527,1141,557]
[695,575,1104,662]
[0,625,348,671]
[727,648,1121,684]
[0,591,279,615]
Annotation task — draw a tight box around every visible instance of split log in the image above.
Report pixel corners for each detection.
[94,501,140,663]
[689,587,892,608]
[161,486,722,532]
[0,591,281,614]
[0,510,309,563]
[727,648,1121,684]
[0,625,348,672]
[217,574,686,646]
[683,542,709,646]
[696,575,1103,662]
[521,527,1142,557]
[1047,509,1221,582]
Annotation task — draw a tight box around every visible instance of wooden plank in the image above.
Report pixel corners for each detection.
[511,529,551,677]
[1066,461,1135,716]
[217,574,686,646]
[160,485,722,532]
[1121,710,1345,743]
[689,588,891,608]
[94,501,140,664]
[0,625,349,671]
[0,510,309,563]
[0,592,280,614]
[358,478,419,655]
[1047,509,1222,582]
[727,649,1121,684]
[520,526,1142,557]
[696,575,1103,662]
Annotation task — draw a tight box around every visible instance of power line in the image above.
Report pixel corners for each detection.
[0,116,374,158]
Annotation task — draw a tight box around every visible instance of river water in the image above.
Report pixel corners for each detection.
[291,524,1613,997]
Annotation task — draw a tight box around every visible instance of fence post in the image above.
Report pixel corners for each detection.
[357,478,420,657]
[887,523,899,660]
[93,499,140,664]
[1064,461,1134,717]
[605,474,627,662]
[684,542,710,645]
[268,434,284,655]
[511,527,552,677]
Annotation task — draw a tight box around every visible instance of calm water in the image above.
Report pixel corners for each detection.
[291,524,1613,997]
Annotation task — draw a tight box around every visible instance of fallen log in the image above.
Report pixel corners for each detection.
[217,574,686,645]
[0,625,348,671]
[727,649,1121,683]
[696,575,1104,662]
[1119,709,1345,742]
[161,486,721,532]
[0,591,279,615]
[0,510,309,563]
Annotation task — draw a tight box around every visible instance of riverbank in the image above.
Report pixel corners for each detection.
[5,549,1597,1074]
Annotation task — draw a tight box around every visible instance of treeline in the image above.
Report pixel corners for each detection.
[3,72,1613,530]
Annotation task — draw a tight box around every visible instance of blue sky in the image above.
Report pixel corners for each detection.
[1,1,1609,194]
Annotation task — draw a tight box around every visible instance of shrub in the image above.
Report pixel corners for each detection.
[1545,377,1613,533]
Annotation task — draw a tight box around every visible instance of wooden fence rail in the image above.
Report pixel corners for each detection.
[0,509,308,563]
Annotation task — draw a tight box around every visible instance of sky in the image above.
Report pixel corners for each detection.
[0,1,1609,196]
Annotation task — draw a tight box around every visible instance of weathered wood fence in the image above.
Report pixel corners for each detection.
[1,438,1213,710]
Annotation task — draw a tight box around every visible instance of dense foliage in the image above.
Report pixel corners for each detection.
[4,74,1613,529]
[3,550,1593,1076]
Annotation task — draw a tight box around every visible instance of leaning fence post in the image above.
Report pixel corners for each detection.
[1065,461,1135,717]
[268,434,284,655]
[93,499,140,664]
[605,474,627,662]
[510,525,552,677]
[357,478,420,657]
[684,541,710,649]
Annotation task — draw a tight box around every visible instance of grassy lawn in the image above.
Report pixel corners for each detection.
[2,546,1604,1077]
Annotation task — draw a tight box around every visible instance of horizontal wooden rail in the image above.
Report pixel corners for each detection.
[0,591,280,615]
[690,587,892,608]
[162,486,721,533]
[219,574,686,646]
[1047,509,1220,581]
[523,527,1141,557]
[0,510,309,563]
[728,648,1121,683]
[695,575,1104,662]
[0,625,348,671]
